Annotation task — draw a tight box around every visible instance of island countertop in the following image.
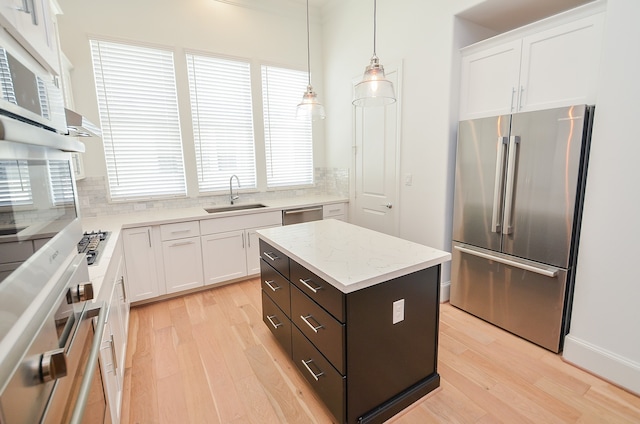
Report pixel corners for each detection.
[257,219,451,294]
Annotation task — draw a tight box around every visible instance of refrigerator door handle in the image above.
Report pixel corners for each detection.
[502,135,520,235]
[491,137,509,233]
[454,245,559,277]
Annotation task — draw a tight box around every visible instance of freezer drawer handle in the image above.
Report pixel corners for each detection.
[301,359,324,381]
[454,245,559,278]
[491,137,508,233]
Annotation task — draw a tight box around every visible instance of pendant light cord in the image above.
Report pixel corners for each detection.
[306,0,311,86]
[373,0,377,56]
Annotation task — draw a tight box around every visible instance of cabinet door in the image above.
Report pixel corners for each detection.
[519,13,604,112]
[246,225,279,275]
[201,230,247,285]
[122,227,161,302]
[162,236,204,294]
[459,40,522,120]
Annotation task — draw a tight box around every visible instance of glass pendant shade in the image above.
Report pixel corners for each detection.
[297,84,326,120]
[297,0,325,121]
[353,55,396,107]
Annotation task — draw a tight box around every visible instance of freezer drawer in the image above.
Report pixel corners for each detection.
[450,243,568,352]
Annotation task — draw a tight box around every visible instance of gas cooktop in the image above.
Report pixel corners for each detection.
[77,230,109,266]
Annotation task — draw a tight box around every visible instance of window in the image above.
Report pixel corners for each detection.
[261,65,313,188]
[90,39,186,200]
[186,54,256,192]
[0,160,32,207]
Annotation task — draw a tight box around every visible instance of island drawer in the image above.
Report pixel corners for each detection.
[259,239,290,279]
[260,259,291,317]
[291,260,345,323]
[292,326,345,423]
[291,285,345,374]
[262,290,292,357]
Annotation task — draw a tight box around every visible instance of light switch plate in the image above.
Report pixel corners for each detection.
[393,299,405,324]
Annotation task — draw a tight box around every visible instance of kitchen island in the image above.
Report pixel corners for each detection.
[257,220,451,424]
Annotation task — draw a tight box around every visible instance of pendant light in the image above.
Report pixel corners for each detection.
[353,0,396,107]
[296,0,326,120]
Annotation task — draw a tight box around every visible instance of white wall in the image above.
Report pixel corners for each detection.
[56,0,326,196]
[563,0,640,395]
[321,0,489,294]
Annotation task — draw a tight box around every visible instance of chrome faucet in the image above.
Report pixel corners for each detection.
[229,175,240,204]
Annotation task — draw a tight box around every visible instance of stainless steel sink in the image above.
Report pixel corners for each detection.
[205,203,267,213]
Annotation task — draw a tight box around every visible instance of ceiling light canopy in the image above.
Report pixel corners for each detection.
[353,0,396,107]
[297,0,325,120]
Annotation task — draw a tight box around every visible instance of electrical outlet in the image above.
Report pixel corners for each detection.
[392,299,405,324]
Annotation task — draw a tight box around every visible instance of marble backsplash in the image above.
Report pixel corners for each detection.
[76,168,349,218]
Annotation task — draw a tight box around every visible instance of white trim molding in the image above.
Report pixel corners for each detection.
[563,335,640,396]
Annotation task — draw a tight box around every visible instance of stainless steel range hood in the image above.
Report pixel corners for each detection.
[64,108,102,137]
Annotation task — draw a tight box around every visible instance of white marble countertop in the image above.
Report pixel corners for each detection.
[81,195,348,301]
[257,220,451,294]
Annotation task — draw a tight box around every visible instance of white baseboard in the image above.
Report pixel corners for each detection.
[440,280,450,303]
[563,335,640,396]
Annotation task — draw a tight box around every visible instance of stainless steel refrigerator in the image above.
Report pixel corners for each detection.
[450,104,594,352]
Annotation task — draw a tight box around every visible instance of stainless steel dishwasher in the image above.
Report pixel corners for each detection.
[282,206,323,225]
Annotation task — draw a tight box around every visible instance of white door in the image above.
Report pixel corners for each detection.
[353,65,401,236]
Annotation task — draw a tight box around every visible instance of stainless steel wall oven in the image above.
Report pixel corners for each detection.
[0,30,108,423]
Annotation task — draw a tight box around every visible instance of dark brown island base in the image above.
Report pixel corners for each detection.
[257,220,451,424]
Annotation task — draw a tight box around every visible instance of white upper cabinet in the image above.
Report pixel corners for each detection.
[459,5,605,120]
[0,0,61,74]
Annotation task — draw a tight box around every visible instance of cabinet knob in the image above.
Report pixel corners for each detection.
[67,282,94,303]
[39,349,67,383]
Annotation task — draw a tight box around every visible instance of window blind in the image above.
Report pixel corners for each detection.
[186,54,256,192]
[261,66,313,188]
[0,160,32,207]
[90,39,186,200]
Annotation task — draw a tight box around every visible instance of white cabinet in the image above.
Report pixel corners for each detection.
[0,0,60,74]
[201,211,281,286]
[323,203,348,222]
[98,234,129,424]
[122,226,162,302]
[160,221,203,294]
[459,10,605,120]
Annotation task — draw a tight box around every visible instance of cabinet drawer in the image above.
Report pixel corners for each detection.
[260,259,290,317]
[322,203,345,218]
[259,239,289,279]
[290,260,345,323]
[160,221,200,241]
[262,290,292,358]
[292,326,345,424]
[291,285,345,374]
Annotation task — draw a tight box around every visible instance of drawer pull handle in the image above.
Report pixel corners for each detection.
[299,278,322,293]
[300,314,324,333]
[266,315,283,329]
[301,359,324,381]
[264,280,281,292]
[263,252,279,261]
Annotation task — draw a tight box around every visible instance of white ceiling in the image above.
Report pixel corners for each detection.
[456,0,596,33]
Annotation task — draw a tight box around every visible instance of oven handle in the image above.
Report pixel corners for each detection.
[69,301,107,424]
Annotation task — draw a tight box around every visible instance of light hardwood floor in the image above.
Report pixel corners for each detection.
[121,278,640,423]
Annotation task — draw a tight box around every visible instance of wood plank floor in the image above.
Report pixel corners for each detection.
[121,278,640,423]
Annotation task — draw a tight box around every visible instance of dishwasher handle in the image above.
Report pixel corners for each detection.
[283,207,323,215]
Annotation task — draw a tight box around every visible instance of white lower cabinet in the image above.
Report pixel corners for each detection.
[160,221,203,293]
[122,226,162,302]
[323,203,348,222]
[202,230,247,285]
[246,226,279,275]
[98,234,129,423]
